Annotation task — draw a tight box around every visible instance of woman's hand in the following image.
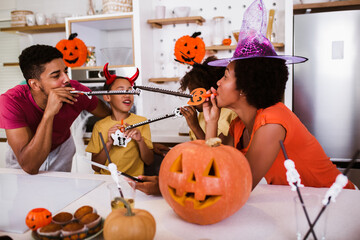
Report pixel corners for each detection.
[202,87,221,123]
[135,175,161,195]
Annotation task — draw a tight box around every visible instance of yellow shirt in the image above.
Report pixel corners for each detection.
[189,108,238,140]
[86,114,153,176]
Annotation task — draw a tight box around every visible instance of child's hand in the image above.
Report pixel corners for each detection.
[180,106,199,130]
[135,175,161,195]
[124,125,142,142]
[107,124,122,146]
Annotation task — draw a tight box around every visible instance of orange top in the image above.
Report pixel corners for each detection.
[229,102,355,189]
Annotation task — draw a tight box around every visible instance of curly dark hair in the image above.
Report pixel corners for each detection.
[179,56,225,92]
[233,57,289,109]
[19,44,63,84]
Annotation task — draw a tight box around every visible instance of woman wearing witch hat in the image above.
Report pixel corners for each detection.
[203,0,355,190]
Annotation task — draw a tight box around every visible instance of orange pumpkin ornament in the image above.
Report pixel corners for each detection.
[159,138,252,225]
[25,208,52,231]
[56,33,87,67]
[174,32,205,65]
[222,38,232,46]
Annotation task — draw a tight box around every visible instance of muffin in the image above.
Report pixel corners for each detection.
[52,212,73,225]
[36,223,62,239]
[74,205,95,220]
[79,213,102,234]
[61,222,87,240]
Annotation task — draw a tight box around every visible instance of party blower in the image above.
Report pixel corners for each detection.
[72,63,217,106]
[279,140,318,240]
[82,132,144,183]
[302,150,360,240]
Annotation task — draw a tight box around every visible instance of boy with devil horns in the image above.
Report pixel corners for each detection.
[86,64,154,176]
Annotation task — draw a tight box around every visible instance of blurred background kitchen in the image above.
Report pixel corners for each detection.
[0,0,359,187]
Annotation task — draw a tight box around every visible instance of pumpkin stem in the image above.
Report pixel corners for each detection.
[69,33,78,40]
[191,32,201,38]
[117,197,135,216]
[205,137,222,147]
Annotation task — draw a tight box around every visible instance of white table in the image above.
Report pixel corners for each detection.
[0,168,359,240]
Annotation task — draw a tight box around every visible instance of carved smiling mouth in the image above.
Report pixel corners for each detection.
[181,55,195,62]
[168,186,221,209]
[65,58,79,64]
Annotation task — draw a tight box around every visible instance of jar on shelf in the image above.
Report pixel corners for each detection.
[212,16,225,46]
[86,46,96,67]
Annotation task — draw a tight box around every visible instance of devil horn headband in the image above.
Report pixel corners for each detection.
[103,63,139,86]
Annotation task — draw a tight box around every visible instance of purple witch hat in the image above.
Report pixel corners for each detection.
[209,0,307,67]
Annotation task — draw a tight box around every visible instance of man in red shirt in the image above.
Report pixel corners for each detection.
[0,44,111,174]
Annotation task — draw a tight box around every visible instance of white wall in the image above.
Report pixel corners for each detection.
[138,0,292,135]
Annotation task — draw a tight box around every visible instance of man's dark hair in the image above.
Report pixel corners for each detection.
[179,56,225,92]
[19,44,63,84]
[234,57,289,109]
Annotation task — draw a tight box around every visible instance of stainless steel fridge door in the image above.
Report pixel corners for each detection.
[293,10,360,161]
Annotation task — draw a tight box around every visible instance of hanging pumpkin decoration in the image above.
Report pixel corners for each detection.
[159,138,252,225]
[25,208,52,231]
[174,32,205,65]
[56,33,87,67]
[103,198,156,240]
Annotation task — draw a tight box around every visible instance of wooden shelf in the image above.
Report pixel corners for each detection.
[294,1,360,14]
[71,64,134,70]
[206,45,236,51]
[147,16,205,28]
[0,24,65,34]
[149,77,179,83]
[3,62,19,67]
[206,42,284,51]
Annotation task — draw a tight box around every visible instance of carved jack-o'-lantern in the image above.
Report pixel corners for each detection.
[174,32,205,65]
[25,208,52,230]
[56,33,87,67]
[159,138,252,225]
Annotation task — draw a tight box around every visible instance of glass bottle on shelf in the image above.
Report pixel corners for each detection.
[86,46,96,67]
[212,16,225,46]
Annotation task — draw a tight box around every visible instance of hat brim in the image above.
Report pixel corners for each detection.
[208,55,308,67]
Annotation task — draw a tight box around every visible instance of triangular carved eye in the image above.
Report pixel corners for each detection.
[203,158,220,177]
[170,154,183,173]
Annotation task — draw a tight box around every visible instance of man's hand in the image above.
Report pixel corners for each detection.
[44,87,78,117]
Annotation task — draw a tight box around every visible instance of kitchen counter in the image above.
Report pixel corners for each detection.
[0,129,5,142]
[1,168,360,239]
[1,129,190,144]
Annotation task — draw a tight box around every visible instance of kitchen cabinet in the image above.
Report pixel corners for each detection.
[294,0,360,14]
[66,13,135,69]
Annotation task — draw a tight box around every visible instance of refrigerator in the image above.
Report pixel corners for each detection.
[293,10,360,164]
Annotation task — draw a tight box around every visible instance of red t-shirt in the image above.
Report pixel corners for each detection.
[229,102,355,189]
[0,80,98,151]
